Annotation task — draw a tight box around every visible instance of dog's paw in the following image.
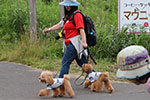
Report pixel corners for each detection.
[69,92,75,98]
[52,95,57,98]
[107,87,114,93]
[38,89,50,97]
[83,84,89,88]
[59,92,65,97]
[83,80,91,88]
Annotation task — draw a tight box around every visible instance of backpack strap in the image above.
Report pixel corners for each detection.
[72,10,82,26]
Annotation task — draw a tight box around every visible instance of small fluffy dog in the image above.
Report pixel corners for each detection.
[39,71,74,98]
[82,64,114,93]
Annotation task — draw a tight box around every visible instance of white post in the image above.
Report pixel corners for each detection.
[30,0,37,43]
[59,0,64,19]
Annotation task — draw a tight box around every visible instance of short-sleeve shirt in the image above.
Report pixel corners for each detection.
[63,11,84,40]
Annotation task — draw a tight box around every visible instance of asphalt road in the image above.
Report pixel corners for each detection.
[0,62,149,100]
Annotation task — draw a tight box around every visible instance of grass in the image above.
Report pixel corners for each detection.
[0,33,120,81]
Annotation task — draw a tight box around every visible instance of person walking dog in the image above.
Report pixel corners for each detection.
[43,0,90,78]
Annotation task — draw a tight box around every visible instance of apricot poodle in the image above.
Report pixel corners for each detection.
[82,64,114,93]
[39,71,74,98]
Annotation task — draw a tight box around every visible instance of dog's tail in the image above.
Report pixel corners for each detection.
[64,75,70,80]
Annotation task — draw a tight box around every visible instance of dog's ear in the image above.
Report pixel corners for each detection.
[88,64,93,73]
[45,72,54,85]
[39,71,47,83]
[82,64,93,73]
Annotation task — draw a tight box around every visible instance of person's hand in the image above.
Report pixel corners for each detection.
[42,28,51,34]
[82,42,88,49]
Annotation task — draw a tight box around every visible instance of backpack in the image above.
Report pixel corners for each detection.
[71,10,97,64]
[71,10,97,47]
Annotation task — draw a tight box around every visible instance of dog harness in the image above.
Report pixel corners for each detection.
[88,72,101,83]
[46,78,64,90]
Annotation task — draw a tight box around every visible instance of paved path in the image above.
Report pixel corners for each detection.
[0,62,149,100]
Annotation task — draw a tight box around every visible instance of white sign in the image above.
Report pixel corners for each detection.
[118,0,150,33]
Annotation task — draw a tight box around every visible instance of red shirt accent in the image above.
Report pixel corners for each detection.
[65,40,71,45]
[63,11,84,45]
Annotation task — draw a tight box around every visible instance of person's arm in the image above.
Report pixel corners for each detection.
[74,13,87,48]
[43,23,62,34]
[79,28,87,48]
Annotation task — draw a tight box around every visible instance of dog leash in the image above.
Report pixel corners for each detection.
[74,71,88,86]
[53,53,77,78]
[54,66,88,86]
[53,48,95,85]
[53,71,59,78]
[53,48,89,78]
[79,48,97,65]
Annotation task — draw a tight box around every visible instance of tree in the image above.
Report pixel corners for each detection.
[30,0,37,43]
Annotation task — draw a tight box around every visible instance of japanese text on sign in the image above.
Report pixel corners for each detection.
[119,0,150,33]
